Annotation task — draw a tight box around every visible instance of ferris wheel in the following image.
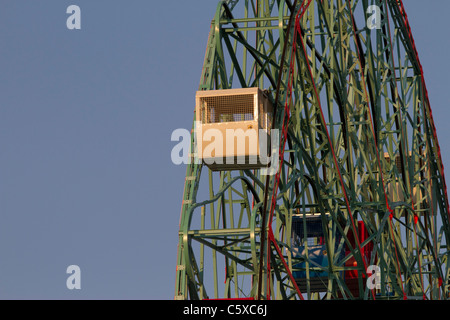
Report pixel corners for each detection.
[174,0,450,300]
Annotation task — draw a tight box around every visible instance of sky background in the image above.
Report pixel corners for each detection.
[0,1,449,300]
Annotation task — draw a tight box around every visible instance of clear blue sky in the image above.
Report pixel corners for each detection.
[0,1,449,300]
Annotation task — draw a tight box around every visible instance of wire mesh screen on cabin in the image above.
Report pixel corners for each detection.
[291,216,344,257]
[384,152,427,174]
[200,94,254,124]
[292,216,324,247]
[384,154,404,173]
[259,102,273,132]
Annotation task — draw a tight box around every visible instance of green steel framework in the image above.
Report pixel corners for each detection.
[174,0,450,300]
